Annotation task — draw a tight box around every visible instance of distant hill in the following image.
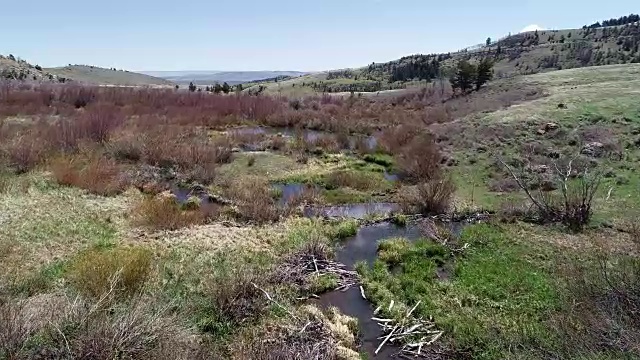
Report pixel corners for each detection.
[0,54,62,82]
[143,71,308,85]
[46,65,174,87]
[246,21,640,95]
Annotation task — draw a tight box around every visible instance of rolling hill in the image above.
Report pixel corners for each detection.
[245,20,640,96]
[1,55,173,87]
[46,65,174,87]
[143,70,308,86]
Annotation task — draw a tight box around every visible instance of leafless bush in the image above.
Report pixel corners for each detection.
[204,268,268,326]
[396,134,443,183]
[398,176,456,215]
[224,177,281,224]
[500,155,602,231]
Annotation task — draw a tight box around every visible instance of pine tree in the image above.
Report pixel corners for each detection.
[188,82,196,92]
[475,58,494,90]
[450,60,476,94]
[222,82,231,94]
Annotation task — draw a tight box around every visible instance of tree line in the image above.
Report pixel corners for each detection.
[188,81,232,94]
[584,13,640,29]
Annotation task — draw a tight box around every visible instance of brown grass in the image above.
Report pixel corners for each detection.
[50,152,128,196]
[66,246,153,299]
[133,196,209,231]
[0,294,198,360]
[224,177,281,224]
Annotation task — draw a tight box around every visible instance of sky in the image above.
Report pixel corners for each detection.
[0,0,636,72]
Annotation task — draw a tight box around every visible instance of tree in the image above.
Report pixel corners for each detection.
[175,85,180,90]
[450,60,476,94]
[222,82,231,94]
[475,58,494,90]
[486,37,492,46]
[205,86,211,92]
[213,83,223,94]
[188,82,196,92]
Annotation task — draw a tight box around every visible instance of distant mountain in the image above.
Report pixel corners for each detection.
[143,71,309,85]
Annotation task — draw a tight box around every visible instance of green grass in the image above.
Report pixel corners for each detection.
[359,224,563,359]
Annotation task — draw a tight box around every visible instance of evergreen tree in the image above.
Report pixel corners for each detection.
[188,82,196,92]
[213,83,223,94]
[486,37,492,46]
[450,60,476,94]
[222,82,231,94]
[475,58,494,90]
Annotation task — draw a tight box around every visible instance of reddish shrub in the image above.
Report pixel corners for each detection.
[50,153,128,196]
[396,134,442,182]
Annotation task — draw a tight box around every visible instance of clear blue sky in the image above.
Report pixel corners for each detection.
[0,1,635,71]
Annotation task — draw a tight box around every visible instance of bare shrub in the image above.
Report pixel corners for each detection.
[398,176,456,215]
[0,292,197,360]
[559,250,640,356]
[3,135,49,173]
[0,299,39,360]
[50,152,128,196]
[396,134,443,183]
[203,267,268,327]
[500,155,602,231]
[133,196,207,231]
[225,177,281,224]
[66,246,153,299]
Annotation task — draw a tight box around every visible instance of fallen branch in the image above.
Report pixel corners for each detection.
[252,282,298,320]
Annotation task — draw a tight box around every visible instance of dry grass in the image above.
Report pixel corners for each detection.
[228,305,359,360]
[132,196,209,231]
[0,293,198,360]
[224,177,282,224]
[50,152,128,196]
[66,246,153,299]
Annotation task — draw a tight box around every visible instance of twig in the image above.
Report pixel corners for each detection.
[376,324,399,354]
[252,282,298,320]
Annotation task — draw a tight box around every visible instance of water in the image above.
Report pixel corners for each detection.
[314,222,423,359]
[228,126,380,150]
[303,203,400,220]
[272,183,318,205]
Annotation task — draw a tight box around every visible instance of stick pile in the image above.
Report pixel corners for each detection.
[372,300,444,358]
[276,243,359,292]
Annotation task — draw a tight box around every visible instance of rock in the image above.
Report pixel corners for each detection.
[531,164,549,174]
[581,142,605,157]
[538,122,559,135]
[540,179,558,192]
[557,103,567,109]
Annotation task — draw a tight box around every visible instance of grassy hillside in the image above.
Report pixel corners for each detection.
[46,65,174,87]
[247,22,640,96]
